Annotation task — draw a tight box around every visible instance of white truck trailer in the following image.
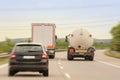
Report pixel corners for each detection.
[32,23,56,59]
[66,28,95,61]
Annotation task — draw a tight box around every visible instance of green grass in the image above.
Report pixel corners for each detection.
[55,41,68,49]
[93,42,110,49]
[104,50,120,59]
[55,49,67,52]
[0,57,9,65]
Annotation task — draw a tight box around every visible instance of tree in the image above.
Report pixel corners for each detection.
[5,38,14,52]
[0,42,5,53]
[110,23,120,51]
[0,38,15,53]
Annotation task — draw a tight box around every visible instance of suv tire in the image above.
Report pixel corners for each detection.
[43,70,48,77]
[8,69,16,76]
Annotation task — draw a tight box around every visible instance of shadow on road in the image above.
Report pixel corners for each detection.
[55,57,94,62]
[13,72,43,77]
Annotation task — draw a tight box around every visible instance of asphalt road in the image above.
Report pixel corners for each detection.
[0,50,120,80]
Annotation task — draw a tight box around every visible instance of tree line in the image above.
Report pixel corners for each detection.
[110,23,120,51]
[0,38,14,53]
[0,23,120,53]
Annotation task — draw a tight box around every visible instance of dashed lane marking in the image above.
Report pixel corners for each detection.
[65,73,71,79]
[60,66,63,69]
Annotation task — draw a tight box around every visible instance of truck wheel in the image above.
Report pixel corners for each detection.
[89,56,94,61]
[49,55,55,59]
[68,56,73,60]
[67,54,73,60]
[85,56,89,60]
[67,47,75,60]
[89,52,94,61]
[43,69,49,77]
[50,55,55,59]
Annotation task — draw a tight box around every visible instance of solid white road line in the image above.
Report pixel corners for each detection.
[0,63,8,69]
[65,73,71,79]
[96,60,120,69]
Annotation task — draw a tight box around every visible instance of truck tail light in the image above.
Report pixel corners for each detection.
[47,45,54,49]
[10,54,16,60]
[42,54,48,59]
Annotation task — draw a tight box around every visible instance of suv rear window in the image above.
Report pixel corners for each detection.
[14,45,43,53]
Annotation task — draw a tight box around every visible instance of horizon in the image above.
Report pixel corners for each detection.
[0,0,120,41]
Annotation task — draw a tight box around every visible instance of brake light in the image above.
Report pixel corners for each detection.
[10,54,16,59]
[42,54,48,59]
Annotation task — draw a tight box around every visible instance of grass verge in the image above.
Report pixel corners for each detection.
[0,57,9,65]
[55,49,67,52]
[104,50,120,59]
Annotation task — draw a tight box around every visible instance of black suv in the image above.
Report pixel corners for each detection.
[8,43,49,76]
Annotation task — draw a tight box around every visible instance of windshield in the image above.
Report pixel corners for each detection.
[14,45,43,53]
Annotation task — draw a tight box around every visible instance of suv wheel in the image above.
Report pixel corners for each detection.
[43,70,48,77]
[8,69,16,76]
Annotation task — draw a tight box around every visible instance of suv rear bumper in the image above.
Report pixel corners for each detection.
[9,60,48,71]
[9,64,48,71]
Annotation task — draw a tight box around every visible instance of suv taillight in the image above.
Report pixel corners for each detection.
[42,54,48,59]
[10,54,16,59]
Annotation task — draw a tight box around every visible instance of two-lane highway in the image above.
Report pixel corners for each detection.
[0,50,120,80]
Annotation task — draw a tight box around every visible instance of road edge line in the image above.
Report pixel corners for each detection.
[0,63,8,69]
[96,60,120,69]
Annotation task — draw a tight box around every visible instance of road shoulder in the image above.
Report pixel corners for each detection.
[95,50,120,68]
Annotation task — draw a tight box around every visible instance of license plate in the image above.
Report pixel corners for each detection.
[75,50,87,53]
[23,56,35,59]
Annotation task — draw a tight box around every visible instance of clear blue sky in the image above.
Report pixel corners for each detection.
[0,0,120,41]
